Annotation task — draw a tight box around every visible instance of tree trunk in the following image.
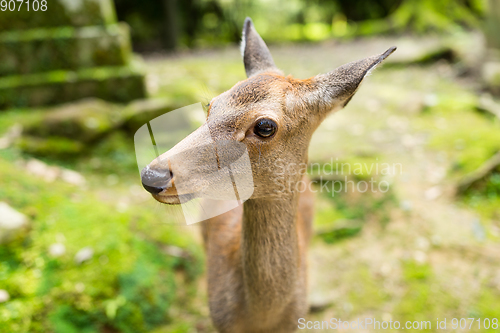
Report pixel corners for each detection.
[162,0,178,51]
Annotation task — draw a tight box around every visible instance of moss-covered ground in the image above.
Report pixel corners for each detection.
[1,33,499,332]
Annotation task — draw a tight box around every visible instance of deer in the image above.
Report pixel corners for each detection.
[140,17,395,333]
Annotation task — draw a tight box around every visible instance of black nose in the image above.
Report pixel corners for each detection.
[141,166,173,194]
[142,183,164,194]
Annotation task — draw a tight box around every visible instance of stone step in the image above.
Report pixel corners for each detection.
[0,23,131,76]
[0,0,116,31]
[0,60,146,109]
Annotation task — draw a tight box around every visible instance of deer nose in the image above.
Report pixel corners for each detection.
[141,166,173,194]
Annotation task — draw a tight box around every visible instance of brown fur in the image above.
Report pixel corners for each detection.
[201,175,313,333]
[141,17,395,333]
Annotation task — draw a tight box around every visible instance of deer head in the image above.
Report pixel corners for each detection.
[141,18,395,204]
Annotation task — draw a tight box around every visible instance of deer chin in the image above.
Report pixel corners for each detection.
[152,192,197,205]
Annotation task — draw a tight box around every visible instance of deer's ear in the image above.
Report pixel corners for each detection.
[241,17,279,78]
[304,47,396,112]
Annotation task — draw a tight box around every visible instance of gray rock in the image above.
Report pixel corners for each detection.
[400,200,413,211]
[0,289,9,303]
[0,124,22,150]
[22,98,123,142]
[0,202,30,244]
[74,247,94,264]
[122,97,186,133]
[25,158,86,186]
[49,243,66,257]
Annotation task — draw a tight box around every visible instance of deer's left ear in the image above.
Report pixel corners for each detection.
[241,17,280,78]
[302,46,396,113]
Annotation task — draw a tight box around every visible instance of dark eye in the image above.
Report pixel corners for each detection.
[254,118,277,138]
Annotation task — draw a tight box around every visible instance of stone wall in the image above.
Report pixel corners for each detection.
[0,0,146,109]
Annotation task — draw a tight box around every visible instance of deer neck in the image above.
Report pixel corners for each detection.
[241,191,301,320]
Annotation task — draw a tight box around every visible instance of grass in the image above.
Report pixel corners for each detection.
[423,109,500,175]
[412,80,500,224]
[0,147,204,332]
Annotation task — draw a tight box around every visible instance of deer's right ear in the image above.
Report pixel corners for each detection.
[241,17,279,78]
[301,47,396,114]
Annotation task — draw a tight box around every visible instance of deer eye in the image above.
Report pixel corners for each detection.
[254,118,277,138]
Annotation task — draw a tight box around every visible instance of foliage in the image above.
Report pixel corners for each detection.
[0,148,204,333]
[114,0,487,50]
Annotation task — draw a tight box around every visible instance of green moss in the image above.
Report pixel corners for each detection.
[23,99,123,141]
[420,109,500,176]
[311,169,397,244]
[402,260,432,281]
[473,289,500,330]
[89,131,140,175]
[392,261,460,331]
[0,24,131,76]
[0,61,146,109]
[319,223,363,244]
[313,195,346,228]
[421,102,500,220]
[121,98,182,134]
[347,265,389,311]
[0,108,46,136]
[407,72,500,221]
[314,178,396,222]
[16,135,85,156]
[0,0,116,31]
[0,153,203,332]
[463,191,500,227]
[0,58,144,89]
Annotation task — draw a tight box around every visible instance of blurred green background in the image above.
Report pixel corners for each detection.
[1,0,500,332]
